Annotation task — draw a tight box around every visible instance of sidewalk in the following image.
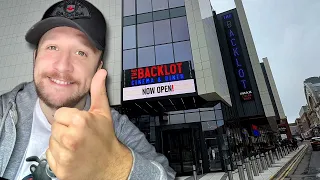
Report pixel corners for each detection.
[175,144,307,180]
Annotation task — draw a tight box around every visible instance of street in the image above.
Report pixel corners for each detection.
[284,142,320,180]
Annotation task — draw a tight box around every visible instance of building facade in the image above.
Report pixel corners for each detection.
[0,0,286,176]
[304,77,320,136]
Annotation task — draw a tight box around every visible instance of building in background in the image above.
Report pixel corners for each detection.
[0,0,286,176]
[296,106,312,139]
[304,77,320,136]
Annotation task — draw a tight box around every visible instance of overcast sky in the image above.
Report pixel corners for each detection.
[209,0,320,123]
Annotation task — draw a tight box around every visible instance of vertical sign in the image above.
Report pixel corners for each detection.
[222,13,254,101]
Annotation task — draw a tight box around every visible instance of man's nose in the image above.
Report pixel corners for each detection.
[53,52,74,73]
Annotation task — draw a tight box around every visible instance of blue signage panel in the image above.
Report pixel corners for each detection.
[222,13,254,101]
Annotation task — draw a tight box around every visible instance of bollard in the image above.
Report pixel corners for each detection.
[227,164,234,180]
[265,152,271,167]
[251,156,259,176]
[237,160,246,180]
[275,148,280,160]
[260,154,268,170]
[280,147,284,157]
[269,150,275,164]
[256,154,263,173]
[244,158,254,180]
[192,165,197,180]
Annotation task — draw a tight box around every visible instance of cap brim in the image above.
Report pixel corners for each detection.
[25,17,103,50]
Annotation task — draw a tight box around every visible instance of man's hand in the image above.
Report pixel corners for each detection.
[46,69,133,180]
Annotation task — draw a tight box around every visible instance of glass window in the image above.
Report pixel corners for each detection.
[123,25,136,50]
[200,107,214,111]
[170,114,185,124]
[215,109,223,120]
[124,0,136,16]
[123,15,136,26]
[137,13,153,24]
[173,41,192,62]
[137,0,152,14]
[185,112,200,123]
[154,19,172,45]
[153,9,170,21]
[217,120,224,127]
[184,109,198,113]
[214,103,222,110]
[202,121,218,131]
[152,0,168,11]
[138,46,155,67]
[171,16,189,42]
[155,44,174,65]
[137,22,154,47]
[200,111,215,121]
[169,0,185,8]
[123,49,136,70]
[169,6,186,18]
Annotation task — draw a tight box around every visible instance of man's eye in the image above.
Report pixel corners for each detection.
[76,51,87,57]
[47,46,58,50]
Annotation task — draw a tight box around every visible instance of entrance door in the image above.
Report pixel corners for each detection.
[162,128,200,176]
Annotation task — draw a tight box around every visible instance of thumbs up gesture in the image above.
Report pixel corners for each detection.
[46,69,133,180]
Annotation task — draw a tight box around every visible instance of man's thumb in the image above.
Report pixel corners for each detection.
[89,69,110,114]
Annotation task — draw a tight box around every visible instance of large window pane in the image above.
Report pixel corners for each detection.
[200,111,215,121]
[155,44,174,65]
[154,19,172,45]
[123,49,136,70]
[137,22,154,47]
[123,25,136,50]
[215,110,223,120]
[124,0,136,16]
[169,0,185,8]
[153,9,170,21]
[202,121,218,131]
[171,16,189,42]
[169,6,186,18]
[137,0,152,14]
[123,15,136,26]
[170,114,185,124]
[152,0,168,11]
[137,13,153,24]
[173,41,192,62]
[138,46,155,67]
[185,112,200,123]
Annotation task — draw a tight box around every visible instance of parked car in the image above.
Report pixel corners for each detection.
[311,137,320,151]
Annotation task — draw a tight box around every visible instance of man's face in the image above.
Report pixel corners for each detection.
[34,27,102,109]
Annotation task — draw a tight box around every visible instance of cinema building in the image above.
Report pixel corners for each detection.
[0,0,285,176]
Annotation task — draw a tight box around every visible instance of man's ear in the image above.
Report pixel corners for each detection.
[97,60,103,70]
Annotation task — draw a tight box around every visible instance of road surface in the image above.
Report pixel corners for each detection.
[284,143,320,180]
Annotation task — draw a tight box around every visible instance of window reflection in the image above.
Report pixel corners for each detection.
[137,0,152,14]
[173,41,192,62]
[200,111,215,121]
[137,22,154,47]
[138,46,155,67]
[123,25,136,50]
[169,0,185,8]
[171,16,189,42]
[155,44,174,65]
[215,110,223,120]
[152,0,168,11]
[185,112,200,123]
[202,121,218,131]
[154,19,172,45]
[123,49,136,70]
[123,0,136,16]
[170,114,185,124]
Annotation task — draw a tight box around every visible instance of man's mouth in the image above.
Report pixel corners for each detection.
[49,77,74,85]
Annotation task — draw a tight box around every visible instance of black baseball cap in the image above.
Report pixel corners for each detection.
[25,0,106,50]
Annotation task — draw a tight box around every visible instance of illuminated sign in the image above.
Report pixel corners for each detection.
[123,79,196,101]
[122,61,196,101]
[223,13,254,101]
[123,61,193,88]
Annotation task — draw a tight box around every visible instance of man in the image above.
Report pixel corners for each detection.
[0,0,175,180]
